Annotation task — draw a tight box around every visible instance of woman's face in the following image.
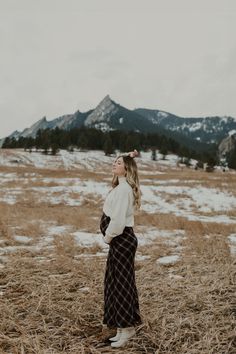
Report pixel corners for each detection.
[112,157,126,176]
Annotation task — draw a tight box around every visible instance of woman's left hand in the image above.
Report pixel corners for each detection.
[104,234,112,244]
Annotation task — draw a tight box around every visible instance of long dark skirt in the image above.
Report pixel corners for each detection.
[100,212,142,328]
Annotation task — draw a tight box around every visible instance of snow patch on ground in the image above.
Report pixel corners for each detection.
[0,178,109,206]
[139,170,164,175]
[136,254,151,261]
[156,255,180,265]
[0,238,53,256]
[137,227,185,246]
[228,234,236,255]
[71,227,185,251]
[141,179,180,184]
[48,225,73,235]
[0,149,115,170]
[0,149,197,171]
[14,235,32,244]
[140,184,236,224]
[73,231,106,249]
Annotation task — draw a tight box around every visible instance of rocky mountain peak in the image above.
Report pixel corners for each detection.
[21,116,48,138]
[100,94,112,104]
[218,132,236,157]
[84,95,119,126]
[9,130,20,138]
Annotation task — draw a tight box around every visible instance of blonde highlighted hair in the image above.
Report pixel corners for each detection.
[111,155,141,209]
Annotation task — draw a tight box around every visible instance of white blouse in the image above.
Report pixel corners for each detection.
[103,176,134,240]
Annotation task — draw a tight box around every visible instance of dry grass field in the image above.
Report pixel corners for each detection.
[0,149,235,353]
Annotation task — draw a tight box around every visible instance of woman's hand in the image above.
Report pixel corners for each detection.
[127,149,138,158]
[104,234,113,244]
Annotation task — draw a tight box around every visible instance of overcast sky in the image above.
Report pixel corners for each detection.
[0,0,236,138]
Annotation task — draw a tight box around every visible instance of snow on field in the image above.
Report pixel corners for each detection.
[72,227,185,249]
[14,235,32,244]
[0,172,18,180]
[136,227,185,246]
[137,228,184,264]
[1,173,235,223]
[0,148,196,170]
[0,149,114,170]
[0,178,109,206]
[141,185,236,224]
[0,149,62,169]
[0,148,235,272]
[140,151,176,164]
[0,221,185,265]
[139,170,164,175]
[141,179,180,184]
[59,150,113,170]
[0,235,53,259]
[156,255,180,265]
[0,187,22,204]
[73,231,106,248]
[228,234,236,255]
[48,225,73,235]
[0,149,236,223]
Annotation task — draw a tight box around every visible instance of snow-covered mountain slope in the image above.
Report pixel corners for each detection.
[135,108,236,144]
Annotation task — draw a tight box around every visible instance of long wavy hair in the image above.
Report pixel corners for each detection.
[111,155,141,210]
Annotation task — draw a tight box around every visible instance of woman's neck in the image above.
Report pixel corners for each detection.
[118,176,126,183]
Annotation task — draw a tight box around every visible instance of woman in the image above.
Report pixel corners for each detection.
[100,149,142,348]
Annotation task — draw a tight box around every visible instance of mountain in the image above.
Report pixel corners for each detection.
[218,132,236,157]
[1,95,236,151]
[84,95,156,133]
[0,110,90,147]
[135,108,236,145]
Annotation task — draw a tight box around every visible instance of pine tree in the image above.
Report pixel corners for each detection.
[151,148,157,161]
[159,146,168,160]
[78,134,88,150]
[2,137,10,148]
[35,129,43,150]
[24,137,34,152]
[103,135,113,155]
[41,129,50,154]
[124,134,138,152]
[51,143,60,155]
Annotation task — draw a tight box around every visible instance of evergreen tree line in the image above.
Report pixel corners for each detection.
[2,126,227,167]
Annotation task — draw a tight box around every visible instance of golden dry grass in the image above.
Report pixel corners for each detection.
[0,236,235,353]
[0,158,235,353]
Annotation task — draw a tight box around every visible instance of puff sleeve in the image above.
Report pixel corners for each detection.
[104,184,131,243]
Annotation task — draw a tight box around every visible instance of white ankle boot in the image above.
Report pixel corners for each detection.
[111,326,135,348]
[109,328,122,341]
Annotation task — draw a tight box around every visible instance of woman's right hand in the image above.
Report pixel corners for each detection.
[127,149,138,158]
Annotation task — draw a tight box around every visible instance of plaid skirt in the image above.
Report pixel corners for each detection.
[100,212,142,328]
